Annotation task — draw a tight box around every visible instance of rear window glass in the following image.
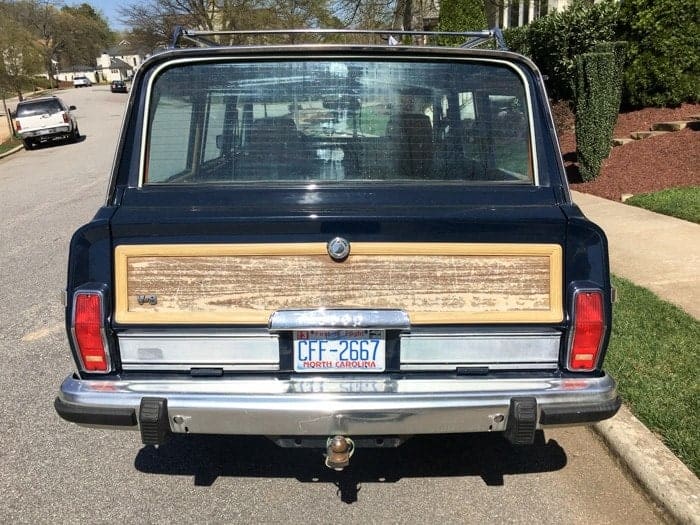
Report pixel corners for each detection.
[145,60,533,185]
[17,100,63,117]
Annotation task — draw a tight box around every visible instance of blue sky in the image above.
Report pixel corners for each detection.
[79,0,132,31]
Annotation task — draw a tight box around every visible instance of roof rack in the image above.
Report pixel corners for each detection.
[170,27,508,51]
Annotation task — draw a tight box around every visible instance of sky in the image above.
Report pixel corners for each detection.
[78,0,132,32]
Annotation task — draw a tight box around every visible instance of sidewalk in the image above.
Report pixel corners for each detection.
[573,190,700,524]
[572,190,700,319]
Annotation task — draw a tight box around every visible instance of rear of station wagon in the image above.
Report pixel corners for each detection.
[55,30,619,469]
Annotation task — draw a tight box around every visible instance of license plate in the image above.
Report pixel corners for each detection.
[293,330,385,373]
[37,129,52,135]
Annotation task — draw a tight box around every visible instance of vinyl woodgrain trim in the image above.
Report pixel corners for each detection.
[114,243,563,325]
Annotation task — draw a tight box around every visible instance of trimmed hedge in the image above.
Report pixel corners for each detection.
[575,51,624,181]
[592,41,627,139]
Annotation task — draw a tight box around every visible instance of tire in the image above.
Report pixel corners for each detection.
[22,138,34,150]
[71,126,80,142]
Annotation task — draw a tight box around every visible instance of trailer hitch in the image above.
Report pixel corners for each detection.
[325,435,355,470]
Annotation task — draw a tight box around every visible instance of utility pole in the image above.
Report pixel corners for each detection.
[1,93,17,140]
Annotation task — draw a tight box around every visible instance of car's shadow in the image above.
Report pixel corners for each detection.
[31,134,86,149]
[135,432,567,501]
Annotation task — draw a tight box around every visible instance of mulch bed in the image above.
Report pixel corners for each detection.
[559,103,700,201]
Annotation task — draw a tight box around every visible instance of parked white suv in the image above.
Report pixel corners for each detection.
[73,76,92,87]
[14,96,79,150]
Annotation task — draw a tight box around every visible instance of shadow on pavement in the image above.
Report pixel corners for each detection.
[31,134,86,150]
[134,432,567,502]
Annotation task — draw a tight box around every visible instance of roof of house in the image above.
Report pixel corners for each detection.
[96,57,133,71]
[60,65,96,73]
[104,43,147,57]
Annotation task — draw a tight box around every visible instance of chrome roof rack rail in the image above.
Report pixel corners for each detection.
[170,26,509,50]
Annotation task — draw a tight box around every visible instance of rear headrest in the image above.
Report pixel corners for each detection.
[249,117,298,145]
[386,113,432,137]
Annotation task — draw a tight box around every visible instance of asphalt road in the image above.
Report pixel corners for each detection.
[0,86,664,523]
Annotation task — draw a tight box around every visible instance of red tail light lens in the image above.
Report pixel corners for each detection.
[15,120,21,131]
[568,290,605,371]
[73,292,110,372]
[62,112,70,123]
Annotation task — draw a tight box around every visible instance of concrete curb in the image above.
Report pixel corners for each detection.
[0,144,23,159]
[594,405,700,524]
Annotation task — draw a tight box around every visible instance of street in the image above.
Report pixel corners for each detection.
[0,86,664,523]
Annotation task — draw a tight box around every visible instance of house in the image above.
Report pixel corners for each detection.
[422,0,574,31]
[95,41,145,83]
[55,66,98,84]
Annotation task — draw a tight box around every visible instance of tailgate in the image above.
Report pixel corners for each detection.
[107,197,573,374]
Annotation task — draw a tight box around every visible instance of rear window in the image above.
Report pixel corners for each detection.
[145,59,533,185]
[17,100,63,117]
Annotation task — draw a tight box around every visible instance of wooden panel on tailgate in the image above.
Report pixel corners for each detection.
[114,243,563,324]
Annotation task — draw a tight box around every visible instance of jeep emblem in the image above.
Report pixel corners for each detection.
[327,237,350,261]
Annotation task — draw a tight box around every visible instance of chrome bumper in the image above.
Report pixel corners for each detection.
[20,125,71,138]
[56,374,620,436]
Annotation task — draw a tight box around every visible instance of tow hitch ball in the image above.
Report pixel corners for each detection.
[325,435,355,470]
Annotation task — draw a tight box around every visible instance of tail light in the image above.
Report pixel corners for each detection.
[15,120,21,131]
[567,289,605,371]
[72,291,111,373]
[62,112,70,123]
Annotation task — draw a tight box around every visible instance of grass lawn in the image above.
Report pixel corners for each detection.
[625,186,700,224]
[605,275,699,476]
[0,136,22,155]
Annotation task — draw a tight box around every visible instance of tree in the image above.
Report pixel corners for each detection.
[332,0,396,29]
[4,1,114,86]
[9,0,67,88]
[0,5,44,100]
[60,3,115,68]
[119,0,341,50]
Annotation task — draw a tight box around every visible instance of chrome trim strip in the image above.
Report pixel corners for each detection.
[400,363,557,371]
[119,332,279,369]
[269,309,410,331]
[58,373,618,435]
[139,55,537,187]
[121,364,279,372]
[400,332,560,368]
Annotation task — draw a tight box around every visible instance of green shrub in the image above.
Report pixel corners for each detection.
[619,0,700,107]
[505,0,620,101]
[574,51,623,181]
[437,0,487,45]
[502,25,528,55]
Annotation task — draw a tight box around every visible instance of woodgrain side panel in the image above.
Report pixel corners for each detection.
[115,243,563,324]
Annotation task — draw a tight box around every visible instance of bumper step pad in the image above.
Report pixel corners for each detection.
[139,397,170,445]
[504,397,538,445]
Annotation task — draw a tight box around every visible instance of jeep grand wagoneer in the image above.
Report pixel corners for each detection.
[55,28,619,470]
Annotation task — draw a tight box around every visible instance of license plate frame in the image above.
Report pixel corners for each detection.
[293,329,386,373]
